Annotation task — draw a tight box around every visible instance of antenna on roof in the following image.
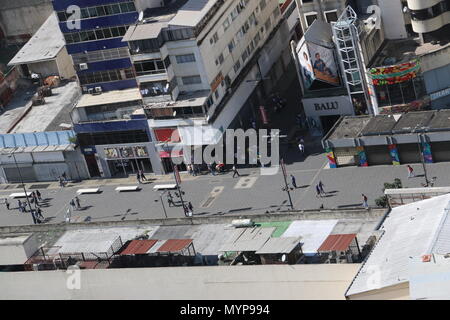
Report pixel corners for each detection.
[138,11,144,22]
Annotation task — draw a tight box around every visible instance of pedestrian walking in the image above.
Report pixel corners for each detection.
[291,175,298,189]
[36,207,44,220]
[232,165,240,178]
[70,199,76,211]
[188,201,193,213]
[362,194,369,209]
[17,200,22,212]
[139,169,147,181]
[36,190,42,201]
[316,184,322,198]
[75,196,81,209]
[208,163,216,176]
[298,143,305,154]
[407,165,415,178]
[58,176,65,187]
[136,171,141,184]
[318,181,325,195]
[5,199,10,210]
[187,164,193,176]
[65,208,71,223]
[62,171,67,182]
[30,209,37,225]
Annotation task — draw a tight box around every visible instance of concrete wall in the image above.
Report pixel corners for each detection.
[347,282,410,300]
[55,47,76,80]
[0,0,52,43]
[377,0,408,40]
[0,264,361,300]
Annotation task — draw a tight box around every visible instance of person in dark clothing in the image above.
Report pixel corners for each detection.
[291,175,298,189]
[5,199,9,210]
[36,190,42,201]
[136,172,141,184]
[232,165,240,178]
[139,170,147,181]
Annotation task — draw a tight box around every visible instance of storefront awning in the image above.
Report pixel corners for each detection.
[159,150,183,158]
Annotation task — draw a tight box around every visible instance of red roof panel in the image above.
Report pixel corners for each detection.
[157,239,193,253]
[318,234,357,252]
[120,240,158,255]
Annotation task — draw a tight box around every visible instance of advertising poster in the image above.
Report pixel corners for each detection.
[104,148,119,159]
[297,41,315,89]
[134,146,149,158]
[119,147,134,159]
[307,42,340,86]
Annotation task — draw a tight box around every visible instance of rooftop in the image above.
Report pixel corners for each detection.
[325,110,450,141]
[8,13,64,66]
[346,193,450,297]
[76,88,142,108]
[0,81,80,134]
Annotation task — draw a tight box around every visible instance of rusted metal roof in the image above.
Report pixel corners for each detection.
[157,239,193,253]
[120,240,158,255]
[318,234,357,252]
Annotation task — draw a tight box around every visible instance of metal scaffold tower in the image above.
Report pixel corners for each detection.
[332,6,377,115]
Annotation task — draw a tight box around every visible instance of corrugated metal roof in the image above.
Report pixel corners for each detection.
[219,227,275,252]
[157,239,193,253]
[119,240,158,255]
[318,234,357,252]
[255,237,302,254]
[346,194,450,297]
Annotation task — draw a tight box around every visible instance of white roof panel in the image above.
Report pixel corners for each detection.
[169,0,217,27]
[76,88,142,108]
[346,194,450,297]
[8,13,64,65]
[281,220,338,254]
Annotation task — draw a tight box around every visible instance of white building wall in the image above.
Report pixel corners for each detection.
[377,0,408,39]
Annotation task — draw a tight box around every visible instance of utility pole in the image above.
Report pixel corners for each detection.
[280,158,294,210]
[417,133,430,186]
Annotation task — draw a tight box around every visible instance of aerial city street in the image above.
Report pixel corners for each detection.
[0,0,450,302]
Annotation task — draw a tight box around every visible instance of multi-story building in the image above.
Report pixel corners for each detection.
[295,0,348,33]
[52,0,165,178]
[407,0,450,41]
[123,0,283,172]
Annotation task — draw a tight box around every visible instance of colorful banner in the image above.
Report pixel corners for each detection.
[422,143,433,164]
[356,146,368,167]
[388,144,400,165]
[326,148,337,168]
[370,59,420,86]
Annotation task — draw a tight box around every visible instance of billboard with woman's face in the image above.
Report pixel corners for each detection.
[297,41,315,89]
[308,42,340,86]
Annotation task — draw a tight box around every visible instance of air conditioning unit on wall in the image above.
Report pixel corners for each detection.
[79,63,88,70]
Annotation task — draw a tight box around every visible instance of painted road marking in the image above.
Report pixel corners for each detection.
[234,177,258,189]
[200,186,224,208]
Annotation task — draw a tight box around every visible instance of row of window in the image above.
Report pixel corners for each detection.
[57,2,136,22]
[211,0,252,45]
[78,130,149,146]
[134,59,166,76]
[72,47,130,64]
[78,68,134,85]
[64,25,129,44]
[410,0,450,21]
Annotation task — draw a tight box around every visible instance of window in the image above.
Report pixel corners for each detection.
[175,54,196,64]
[218,53,224,65]
[305,13,318,27]
[134,59,166,76]
[78,68,134,85]
[228,39,236,53]
[325,10,338,23]
[182,75,202,85]
[223,18,231,31]
[56,2,136,22]
[234,60,241,73]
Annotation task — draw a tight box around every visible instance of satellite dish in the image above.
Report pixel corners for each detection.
[281,254,287,262]
[138,11,144,21]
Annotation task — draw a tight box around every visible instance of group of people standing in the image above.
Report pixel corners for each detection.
[4,190,45,224]
[136,170,148,184]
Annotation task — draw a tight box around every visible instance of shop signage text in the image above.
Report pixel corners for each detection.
[314,101,339,111]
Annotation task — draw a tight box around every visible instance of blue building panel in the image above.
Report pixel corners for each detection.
[74,119,150,135]
[0,131,76,148]
[84,79,137,91]
[78,58,132,74]
[59,13,137,33]
[66,38,128,54]
[52,0,130,11]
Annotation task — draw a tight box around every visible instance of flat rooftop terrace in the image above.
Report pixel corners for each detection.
[0,81,80,134]
[326,110,450,140]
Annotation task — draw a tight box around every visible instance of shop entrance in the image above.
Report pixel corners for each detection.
[84,154,100,177]
[320,115,341,135]
[108,158,153,177]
